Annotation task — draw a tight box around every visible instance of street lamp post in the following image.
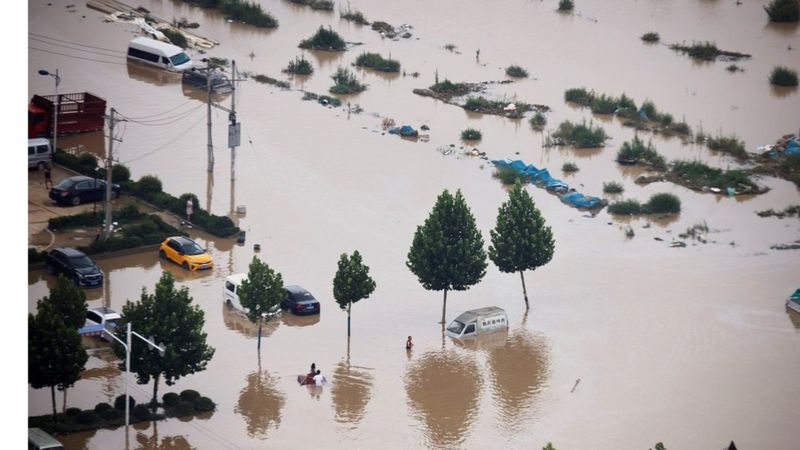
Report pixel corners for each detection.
[102,323,165,428]
[37,69,60,153]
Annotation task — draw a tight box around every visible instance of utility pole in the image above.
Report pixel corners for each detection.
[229,60,238,182]
[103,108,125,241]
[206,59,214,173]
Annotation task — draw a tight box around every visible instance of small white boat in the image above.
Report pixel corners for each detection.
[787,289,800,314]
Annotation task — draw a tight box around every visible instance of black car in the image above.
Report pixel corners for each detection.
[182,68,232,93]
[280,285,320,315]
[46,247,104,287]
[49,176,121,206]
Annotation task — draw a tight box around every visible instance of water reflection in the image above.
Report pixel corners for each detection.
[222,303,281,338]
[157,260,215,282]
[281,311,321,327]
[486,329,549,432]
[126,61,182,87]
[235,368,286,437]
[406,350,482,449]
[331,359,374,426]
[787,308,800,331]
[308,49,345,70]
[59,131,106,157]
[449,328,508,352]
[181,83,230,103]
[134,422,194,449]
[58,429,95,450]
[769,84,798,99]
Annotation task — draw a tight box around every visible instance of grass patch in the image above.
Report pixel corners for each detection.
[590,94,618,114]
[564,87,593,105]
[430,79,472,96]
[341,8,369,25]
[529,112,547,129]
[355,52,401,72]
[552,120,608,148]
[505,65,529,78]
[669,41,751,61]
[726,64,742,73]
[494,167,531,185]
[608,199,642,215]
[283,55,313,75]
[464,96,532,118]
[299,26,346,51]
[617,136,667,170]
[707,135,747,158]
[562,162,579,173]
[769,66,799,86]
[603,181,624,194]
[757,205,800,218]
[461,128,482,140]
[161,28,189,49]
[641,32,660,42]
[608,193,681,215]
[670,160,758,192]
[289,0,334,10]
[764,0,800,22]
[191,0,279,28]
[252,74,291,89]
[558,0,574,12]
[329,67,366,94]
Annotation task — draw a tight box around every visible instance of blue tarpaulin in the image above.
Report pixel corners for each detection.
[492,159,606,210]
[388,125,418,137]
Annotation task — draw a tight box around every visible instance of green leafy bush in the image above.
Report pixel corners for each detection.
[564,87,592,105]
[562,162,579,173]
[175,401,195,417]
[769,66,799,86]
[299,26,346,51]
[163,392,180,407]
[764,0,799,22]
[112,164,131,182]
[161,28,188,49]
[430,79,470,96]
[94,402,112,413]
[194,396,215,412]
[114,394,136,411]
[553,120,607,148]
[136,175,163,195]
[603,181,624,194]
[215,0,278,28]
[283,56,313,75]
[505,65,528,78]
[494,167,531,185]
[180,389,201,403]
[99,408,122,421]
[355,52,401,72]
[66,407,82,417]
[641,32,660,42]
[616,136,666,170]
[707,135,747,158]
[529,112,547,129]
[78,153,99,169]
[590,94,617,114]
[461,128,482,140]
[75,410,99,424]
[643,193,681,214]
[340,9,368,24]
[330,67,367,94]
[608,199,642,215]
[132,404,152,421]
[558,0,574,11]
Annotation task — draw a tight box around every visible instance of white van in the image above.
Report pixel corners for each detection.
[223,273,280,318]
[445,306,508,339]
[28,428,64,450]
[127,37,193,72]
[28,138,52,170]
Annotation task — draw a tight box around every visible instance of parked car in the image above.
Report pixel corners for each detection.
[182,67,232,93]
[85,307,121,332]
[46,247,104,287]
[280,285,320,315]
[223,273,281,317]
[28,427,64,450]
[28,138,52,170]
[159,236,213,271]
[49,175,120,206]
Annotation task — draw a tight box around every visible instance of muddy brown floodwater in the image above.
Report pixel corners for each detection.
[28,0,800,449]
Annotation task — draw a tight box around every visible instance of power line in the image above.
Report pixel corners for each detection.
[29,32,126,54]
[122,112,206,164]
[29,46,126,66]
[29,36,124,58]
[121,104,204,126]
[120,100,196,120]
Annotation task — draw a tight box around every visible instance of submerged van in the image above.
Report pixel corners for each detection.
[127,37,193,72]
[28,428,64,450]
[223,273,280,318]
[28,138,52,170]
[445,306,508,339]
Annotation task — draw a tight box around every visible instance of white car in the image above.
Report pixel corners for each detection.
[84,307,122,338]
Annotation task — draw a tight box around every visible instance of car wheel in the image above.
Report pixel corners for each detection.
[182,261,190,270]
[159,250,167,259]
[71,196,81,206]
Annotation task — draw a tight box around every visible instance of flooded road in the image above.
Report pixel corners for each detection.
[28,0,800,449]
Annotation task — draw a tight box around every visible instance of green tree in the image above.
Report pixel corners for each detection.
[238,256,285,349]
[114,271,215,405]
[488,181,555,309]
[28,301,88,424]
[41,274,88,329]
[543,443,557,450]
[333,250,376,337]
[407,189,487,323]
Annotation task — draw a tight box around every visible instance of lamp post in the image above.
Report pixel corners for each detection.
[102,323,165,428]
[37,69,60,153]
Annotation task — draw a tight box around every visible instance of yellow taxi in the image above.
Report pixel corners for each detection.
[159,236,213,271]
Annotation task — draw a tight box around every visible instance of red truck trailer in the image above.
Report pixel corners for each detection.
[28,92,106,138]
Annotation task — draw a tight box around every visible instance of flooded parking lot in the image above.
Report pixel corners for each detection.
[28,0,800,448]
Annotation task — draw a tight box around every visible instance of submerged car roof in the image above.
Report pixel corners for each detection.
[53,247,89,258]
[452,306,506,323]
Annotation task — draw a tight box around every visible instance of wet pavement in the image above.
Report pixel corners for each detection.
[28,0,800,449]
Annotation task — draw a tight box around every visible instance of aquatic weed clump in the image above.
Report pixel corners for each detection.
[707,135,748,159]
[214,0,279,28]
[562,162,579,173]
[493,167,531,185]
[355,52,401,72]
[529,112,547,129]
[329,67,367,94]
[669,41,751,61]
[641,32,660,43]
[340,8,369,25]
[669,160,758,192]
[764,0,799,22]
[616,136,667,170]
[505,65,529,78]
[552,120,608,148]
[603,181,624,194]
[461,128,483,141]
[299,26,347,51]
[608,199,642,215]
[558,0,574,12]
[283,55,313,75]
[769,66,798,86]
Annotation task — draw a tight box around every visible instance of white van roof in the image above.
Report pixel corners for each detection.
[453,306,506,323]
[225,273,247,284]
[29,138,50,146]
[129,36,185,57]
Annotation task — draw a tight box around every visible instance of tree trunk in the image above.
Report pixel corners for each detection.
[51,385,57,424]
[440,288,449,324]
[151,373,160,407]
[520,271,529,310]
[257,315,262,351]
[347,302,352,337]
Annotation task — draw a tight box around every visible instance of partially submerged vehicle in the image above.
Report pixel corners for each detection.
[182,67,232,93]
[223,273,281,318]
[127,37,193,72]
[787,289,800,314]
[445,306,508,339]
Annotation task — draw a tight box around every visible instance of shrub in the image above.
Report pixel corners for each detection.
[707,135,747,158]
[66,407,82,417]
[340,9,369,25]
[99,408,122,421]
[114,394,136,411]
[355,52,401,72]
[283,56,313,75]
[431,79,470,96]
[219,0,278,28]
[194,396,215,412]
[175,401,195,417]
[309,0,333,10]
[136,175,163,195]
[558,0,574,12]
[590,94,617,114]
[505,65,528,78]
[94,402,113,413]
[78,153,99,169]
[252,74,290,89]
[639,100,657,120]
[617,93,637,111]
[330,67,366,94]
[641,32,660,42]
[562,162,579,173]
[670,160,758,191]
[564,87,592,105]
[603,181,624,194]
[180,389,201,403]
[29,247,47,264]
[112,164,131,182]
[163,392,180,407]
[727,64,742,73]
[161,28,188,49]
[769,66,799,86]
[133,404,152,421]
[529,112,547,129]
[764,0,799,22]
[461,128,482,140]
[644,193,681,214]
[299,26,346,51]
[670,121,691,135]
[553,120,607,148]
[617,136,666,170]
[76,410,99,424]
[493,167,531,185]
[608,199,642,215]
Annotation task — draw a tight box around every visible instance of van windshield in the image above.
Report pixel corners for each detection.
[170,52,190,67]
[446,320,465,335]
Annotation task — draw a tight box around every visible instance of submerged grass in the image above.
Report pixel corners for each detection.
[494,167,531,185]
[603,181,624,194]
[552,120,608,148]
[669,41,751,61]
[283,55,313,75]
[608,193,681,215]
[764,0,800,22]
[505,65,529,78]
[706,135,748,159]
[355,52,401,72]
[183,0,279,28]
[329,67,366,94]
[340,8,369,25]
[769,66,799,86]
[617,136,667,170]
[461,128,482,140]
[299,26,346,51]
